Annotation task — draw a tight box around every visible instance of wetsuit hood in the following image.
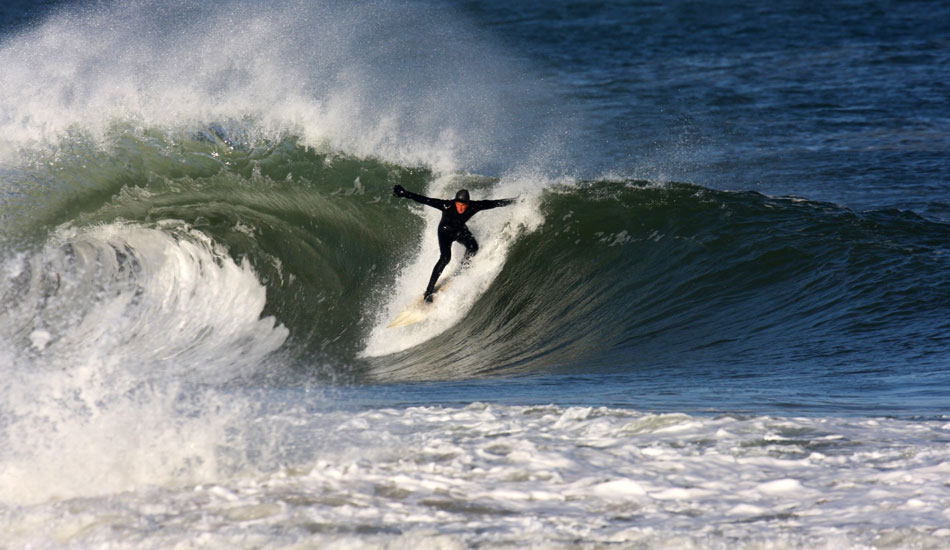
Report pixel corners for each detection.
[454,189,470,202]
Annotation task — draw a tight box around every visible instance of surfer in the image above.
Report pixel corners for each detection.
[393,185,515,303]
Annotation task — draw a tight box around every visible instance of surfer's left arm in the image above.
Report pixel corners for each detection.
[473,198,517,210]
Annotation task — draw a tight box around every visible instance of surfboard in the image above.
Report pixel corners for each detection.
[387,279,451,328]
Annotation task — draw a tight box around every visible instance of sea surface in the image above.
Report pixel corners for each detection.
[1,1,949,548]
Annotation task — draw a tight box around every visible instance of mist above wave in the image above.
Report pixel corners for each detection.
[0,0,560,174]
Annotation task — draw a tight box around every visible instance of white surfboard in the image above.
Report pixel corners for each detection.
[387,278,451,328]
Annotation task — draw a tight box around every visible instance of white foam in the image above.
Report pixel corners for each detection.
[3,402,948,549]
[756,478,806,495]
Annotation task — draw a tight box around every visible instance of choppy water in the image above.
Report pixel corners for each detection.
[1,1,948,548]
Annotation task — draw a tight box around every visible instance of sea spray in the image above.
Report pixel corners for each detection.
[0,0,558,174]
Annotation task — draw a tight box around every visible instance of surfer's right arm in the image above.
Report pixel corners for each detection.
[393,185,446,209]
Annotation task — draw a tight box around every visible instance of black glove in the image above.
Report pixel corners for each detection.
[393,185,406,198]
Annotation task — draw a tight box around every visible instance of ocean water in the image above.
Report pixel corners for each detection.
[1,0,949,548]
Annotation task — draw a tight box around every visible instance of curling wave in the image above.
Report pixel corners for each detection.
[4,133,948,384]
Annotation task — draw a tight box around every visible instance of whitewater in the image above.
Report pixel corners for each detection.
[2,0,949,549]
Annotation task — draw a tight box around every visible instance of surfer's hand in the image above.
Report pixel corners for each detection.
[393,185,406,198]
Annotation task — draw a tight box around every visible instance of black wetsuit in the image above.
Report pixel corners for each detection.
[393,185,514,301]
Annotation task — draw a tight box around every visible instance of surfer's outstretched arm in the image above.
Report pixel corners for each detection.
[393,185,448,210]
[471,198,517,211]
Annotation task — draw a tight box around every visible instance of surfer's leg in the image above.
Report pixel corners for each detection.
[424,229,453,300]
[457,226,478,264]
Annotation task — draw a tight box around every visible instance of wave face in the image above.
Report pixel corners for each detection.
[370,178,950,380]
[4,132,948,384]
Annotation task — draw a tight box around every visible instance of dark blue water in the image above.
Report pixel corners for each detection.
[467,1,950,215]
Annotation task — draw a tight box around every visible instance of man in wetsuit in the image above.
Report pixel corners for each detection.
[393,185,515,303]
